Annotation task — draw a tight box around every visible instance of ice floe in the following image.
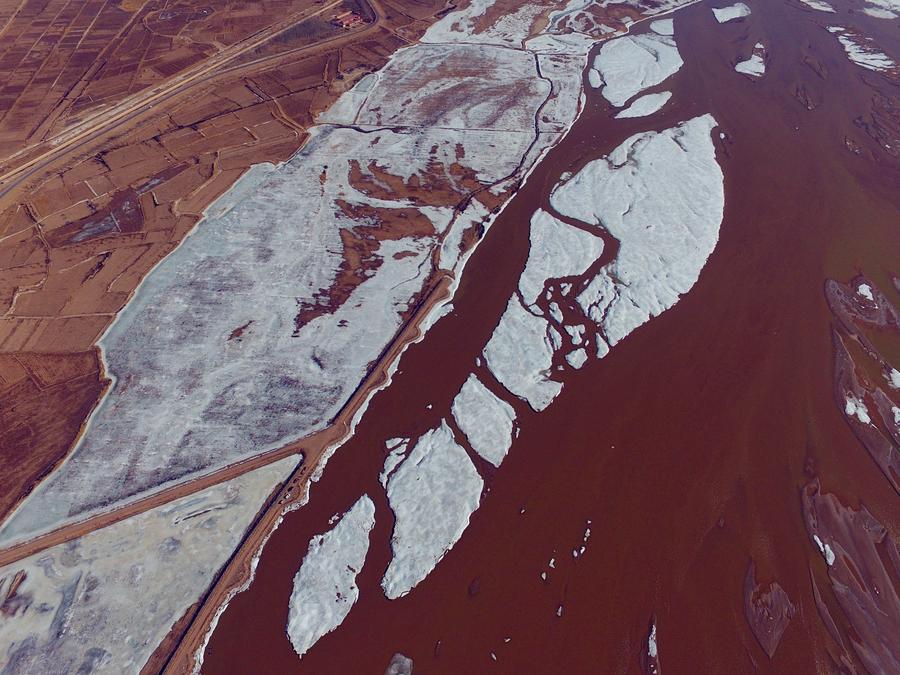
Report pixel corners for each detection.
[615,91,673,118]
[451,374,517,467]
[828,26,896,72]
[713,2,751,22]
[566,348,589,369]
[590,32,683,107]
[382,421,483,599]
[857,283,874,301]
[483,295,563,411]
[735,44,766,77]
[799,0,835,11]
[551,115,724,346]
[887,368,900,390]
[287,495,375,658]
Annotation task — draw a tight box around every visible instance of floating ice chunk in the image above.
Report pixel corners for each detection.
[592,33,683,107]
[650,19,675,35]
[549,302,564,323]
[648,623,658,658]
[566,348,588,369]
[552,115,724,347]
[615,91,673,118]
[813,534,836,566]
[713,2,751,22]
[483,296,563,411]
[565,324,585,345]
[560,282,572,296]
[382,421,483,599]
[845,395,872,425]
[799,0,835,10]
[887,368,900,390]
[519,209,604,307]
[451,374,516,467]
[862,0,900,18]
[892,406,900,426]
[287,495,375,657]
[588,68,603,88]
[596,334,610,358]
[385,653,414,675]
[735,44,766,76]
[857,283,874,301]
[827,26,896,72]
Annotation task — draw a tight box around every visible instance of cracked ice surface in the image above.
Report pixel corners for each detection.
[287,495,375,658]
[551,115,724,346]
[590,32,683,107]
[615,91,673,118]
[712,2,751,22]
[0,455,298,674]
[519,209,604,307]
[382,421,483,599]
[451,374,517,467]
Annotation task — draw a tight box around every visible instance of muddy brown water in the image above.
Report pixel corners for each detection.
[201,0,900,672]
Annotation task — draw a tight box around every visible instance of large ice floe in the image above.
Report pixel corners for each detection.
[0,0,610,545]
[286,495,375,658]
[483,115,724,411]
[798,0,835,11]
[381,421,483,599]
[827,27,897,73]
[712,2,751,22]
[615,91,673,118]
[0,456,297,674]
[589,32,683,107]
[451,374,517,467]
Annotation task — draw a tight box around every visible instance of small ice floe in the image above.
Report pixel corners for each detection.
[862,0,900,18]
[549,557,556,568]
[615,92,673,119]
[845,395,872,425]
[799,0,835,11]
[648,622,658,658]
[889,368,900,390]
[451,374,516,467]
[588,68,603,88]
[286,495,376,658]
[892,406,900,426]
[592,33,683,107]
[713,2,751,22]
[564,324,586,345]
[556,604,564,617]
[650,19,674,35]
[490,652,497,661]
[735,43,766,77]
[560,283,572,296]
[504,637,512,643]
[385,653,414,675]
[857,283,874,301]
[827,26,896,72]
[541,571,548,581]
[812,534,836,566]
[566,348,588,369]
[381,421,483,599]
[596,335,610,358]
